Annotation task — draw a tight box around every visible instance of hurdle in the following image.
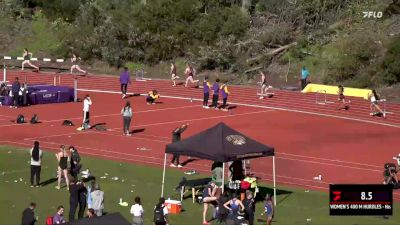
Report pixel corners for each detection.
[380,99,394,115]
[315,90,334,105]
[135,68,151,81]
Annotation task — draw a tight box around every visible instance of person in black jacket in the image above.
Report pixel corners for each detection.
[170,123,188,168]
[21,202,36,225]
[69,178,87,221]
[242,191,255,225]
[11,77,20,108]
[69,146,81,179]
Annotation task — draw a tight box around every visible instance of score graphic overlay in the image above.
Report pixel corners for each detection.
[329,184,393,215]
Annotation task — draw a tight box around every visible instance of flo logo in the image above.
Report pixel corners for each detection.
[226,135,246,146]
[332,191,342,201]
[362,11,383,18]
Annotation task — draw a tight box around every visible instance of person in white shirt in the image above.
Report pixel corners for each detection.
[82,95,92,129]
[121,101,133,136]
[90,183,104,216]
[130,196,144,225]
[30,141,43,187]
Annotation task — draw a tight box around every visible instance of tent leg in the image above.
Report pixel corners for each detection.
[222,163,225,193]
[273,156,277,206]
[161,153,167,197]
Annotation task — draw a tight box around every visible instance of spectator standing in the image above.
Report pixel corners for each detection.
[170,123,189,167]
[21,202,37,225]
[220,81,230,111]
[300,66,310,90]
[121,101,133,136]
[53,206,66,224]
[11,77,20,108]
[153,197,169,225]
[202,76,211,109]
[243,191,255,225]
[211,162,223,188]
[69,178,86,221]
[120,67,131,99]
[211,79,220,110]
[78,180,87,219]
[264,195,274,225]
[229,160,244,181]
[19,82,28,106]
[130,196,144,225]
[30,141,42,187]
[202,181,218,225]
[91,183,104,216]
[81,95,92,130]
[69,146,81,179]
[56,145,70,190]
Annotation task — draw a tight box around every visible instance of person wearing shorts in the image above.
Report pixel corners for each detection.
[264,195,274,225]
[259,71,271,99]
[184,63,199,88]
[369,89,385,118]
[70,54,87,75]
[337,85,350,110]
[202,181,217,225]
[21,49,39,71]
[170,62,179,87]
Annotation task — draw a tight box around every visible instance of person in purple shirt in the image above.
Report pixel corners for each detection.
[11,77,21,108]
[211,79,220,110]
[220,81,230,111]
[202,76,211,109]
[53,206,66,224]
[120,67,131,99]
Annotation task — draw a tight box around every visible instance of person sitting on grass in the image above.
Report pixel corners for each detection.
[146,90,159,105]
[337,85,350,110]
[52,206,66,224]
[202,181,218,225]
[369,89,386,118]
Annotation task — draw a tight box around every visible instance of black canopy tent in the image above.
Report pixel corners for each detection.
[162,122,276,205]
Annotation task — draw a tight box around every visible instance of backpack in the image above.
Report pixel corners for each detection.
[46,216,53,225]
[30,114,39,124]
[153,205,165,223]
[16,114,25,124]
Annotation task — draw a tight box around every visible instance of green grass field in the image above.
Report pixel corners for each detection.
[0,146,399,225]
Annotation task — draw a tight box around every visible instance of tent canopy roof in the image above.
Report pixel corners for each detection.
[165,122,274,162]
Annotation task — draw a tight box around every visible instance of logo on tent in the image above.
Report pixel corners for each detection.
[226,135,246,146]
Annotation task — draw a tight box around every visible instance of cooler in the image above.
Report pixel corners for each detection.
[165,199,182,214]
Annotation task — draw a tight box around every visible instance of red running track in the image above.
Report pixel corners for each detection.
[1,71,400,199]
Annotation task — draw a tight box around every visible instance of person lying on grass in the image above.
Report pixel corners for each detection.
[146,90,160,105]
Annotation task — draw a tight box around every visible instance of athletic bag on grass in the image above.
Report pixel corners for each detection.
[153,205,166,223]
